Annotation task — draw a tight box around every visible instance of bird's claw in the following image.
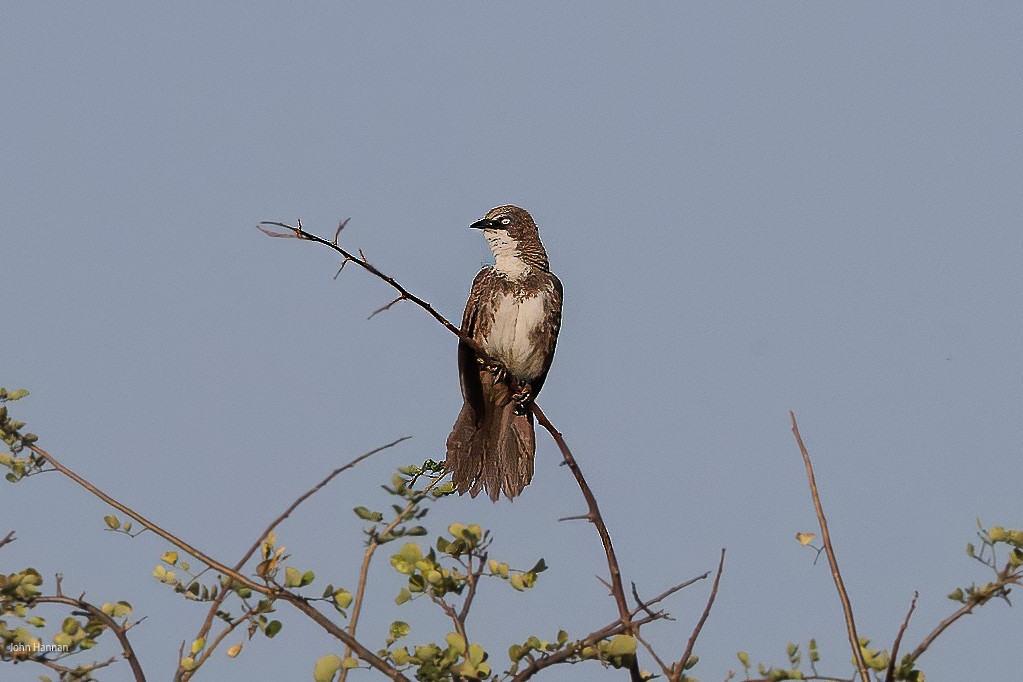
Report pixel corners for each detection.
[512,384,533,415]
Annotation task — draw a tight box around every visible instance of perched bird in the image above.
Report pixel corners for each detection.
[446,205,563,501]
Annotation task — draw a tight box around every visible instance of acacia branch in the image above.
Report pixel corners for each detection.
[789,412,870,682]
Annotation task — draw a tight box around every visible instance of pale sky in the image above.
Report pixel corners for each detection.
[3,4,1021,681]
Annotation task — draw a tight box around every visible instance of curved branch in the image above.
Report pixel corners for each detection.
[33,594,146,682]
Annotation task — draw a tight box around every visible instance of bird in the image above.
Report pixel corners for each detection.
[446,205,563,501]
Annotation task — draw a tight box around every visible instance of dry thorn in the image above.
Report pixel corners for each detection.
[333,217,351,245]
[368,295,406,320]
[557,513,590,522]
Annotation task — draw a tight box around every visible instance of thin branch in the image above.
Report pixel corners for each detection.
[628,574,710,619]
[884,592,917,682]
[790,412,870,682]
[27,442,411,682]
[637,629,673,679]
[631,582,664,621]
[241,437,410,570]
[259,220,464,338]
[34,595,147,682]
[0,530,15,550]
[511,611,666,682]
[457,551,488,624]
[182,437,407,680]
[339,485,433,682]
[907,596,981,664]
[674,549,726,682]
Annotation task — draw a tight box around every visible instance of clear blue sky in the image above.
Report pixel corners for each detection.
[3,4,1021,681]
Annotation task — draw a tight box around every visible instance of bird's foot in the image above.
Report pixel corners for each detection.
[512,384,533,415]
[478,358,507,384]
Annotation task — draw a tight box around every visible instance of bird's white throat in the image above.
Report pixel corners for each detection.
[485,229,530,279]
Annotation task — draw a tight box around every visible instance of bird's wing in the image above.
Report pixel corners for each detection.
[456,267,498,417]
[527,271,563,398]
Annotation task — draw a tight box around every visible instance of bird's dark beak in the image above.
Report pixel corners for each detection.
[470,218,499,230]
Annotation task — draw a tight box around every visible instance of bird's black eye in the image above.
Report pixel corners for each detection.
[499,216,511,226]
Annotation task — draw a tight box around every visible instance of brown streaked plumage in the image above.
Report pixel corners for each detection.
[446,205,563,501]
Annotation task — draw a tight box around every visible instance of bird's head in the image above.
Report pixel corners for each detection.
[470,205,549,273]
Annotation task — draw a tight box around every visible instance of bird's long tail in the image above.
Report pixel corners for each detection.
[446,379,535,501]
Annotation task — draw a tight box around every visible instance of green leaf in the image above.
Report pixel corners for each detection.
[313,654,343,682]
[284,566,302,587]
[395,588,412,605]
[445,632,466,655]
[104,515,121,530]
[353,506,384,522]
[331,588,352,609]
[605,635,636,658]
[264,620,282,638]
[389,620,410,641]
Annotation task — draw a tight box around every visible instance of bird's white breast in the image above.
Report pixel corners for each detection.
[483,292,547,381]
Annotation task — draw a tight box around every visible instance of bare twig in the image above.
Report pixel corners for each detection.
[631,582,664,621]
[884,592,917,682]
[909,591,993,663]
[240,437,410,571]
[674,549,726,681]
[789,412,870,682]
[0,530,15,550]
[259,220,464,338]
